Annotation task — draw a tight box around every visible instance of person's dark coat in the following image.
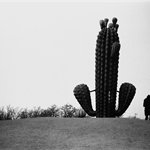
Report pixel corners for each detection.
[143,95,150,115]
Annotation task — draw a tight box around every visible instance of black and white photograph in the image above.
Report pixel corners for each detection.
[0,0,150,149]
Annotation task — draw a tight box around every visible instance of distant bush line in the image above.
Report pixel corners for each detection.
[0,104,87,120]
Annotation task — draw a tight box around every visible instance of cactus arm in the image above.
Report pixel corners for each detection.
[73,84,96,117]
[108,41,120,117]
[115,83,136,117]
[110,42,120,58]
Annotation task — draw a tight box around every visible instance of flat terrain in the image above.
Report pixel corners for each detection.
[0,117,150,150]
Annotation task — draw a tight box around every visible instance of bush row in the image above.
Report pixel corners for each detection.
[0,104,87,120]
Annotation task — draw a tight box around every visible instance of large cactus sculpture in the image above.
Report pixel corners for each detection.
[73,17,136,118]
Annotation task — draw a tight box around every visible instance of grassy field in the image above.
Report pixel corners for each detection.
[0,117,150,150]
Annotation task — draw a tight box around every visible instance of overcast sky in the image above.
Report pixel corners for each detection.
[0,1,150,119]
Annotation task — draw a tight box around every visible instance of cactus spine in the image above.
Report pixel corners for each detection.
[73,17,136,118]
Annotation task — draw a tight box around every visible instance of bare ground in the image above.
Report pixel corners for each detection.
[0,117,150,150]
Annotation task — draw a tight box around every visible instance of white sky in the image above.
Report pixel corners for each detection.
[0,1,150,119]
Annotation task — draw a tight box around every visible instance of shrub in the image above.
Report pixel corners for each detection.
[74,109,86,118]
[0,104,88,120]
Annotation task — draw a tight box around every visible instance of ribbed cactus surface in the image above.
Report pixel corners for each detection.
[73,17,136,118]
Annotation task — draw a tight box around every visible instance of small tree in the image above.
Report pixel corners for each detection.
[19,108,28,119]
[40,109,51,117]
[49,105,59,117]
[28,109,34,118]
[61,104,76,118]
[6,105,19,120]
[0,107,6,120]
[32,106,42,117]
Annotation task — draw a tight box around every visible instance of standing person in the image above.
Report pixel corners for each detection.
[143,95,150,120]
